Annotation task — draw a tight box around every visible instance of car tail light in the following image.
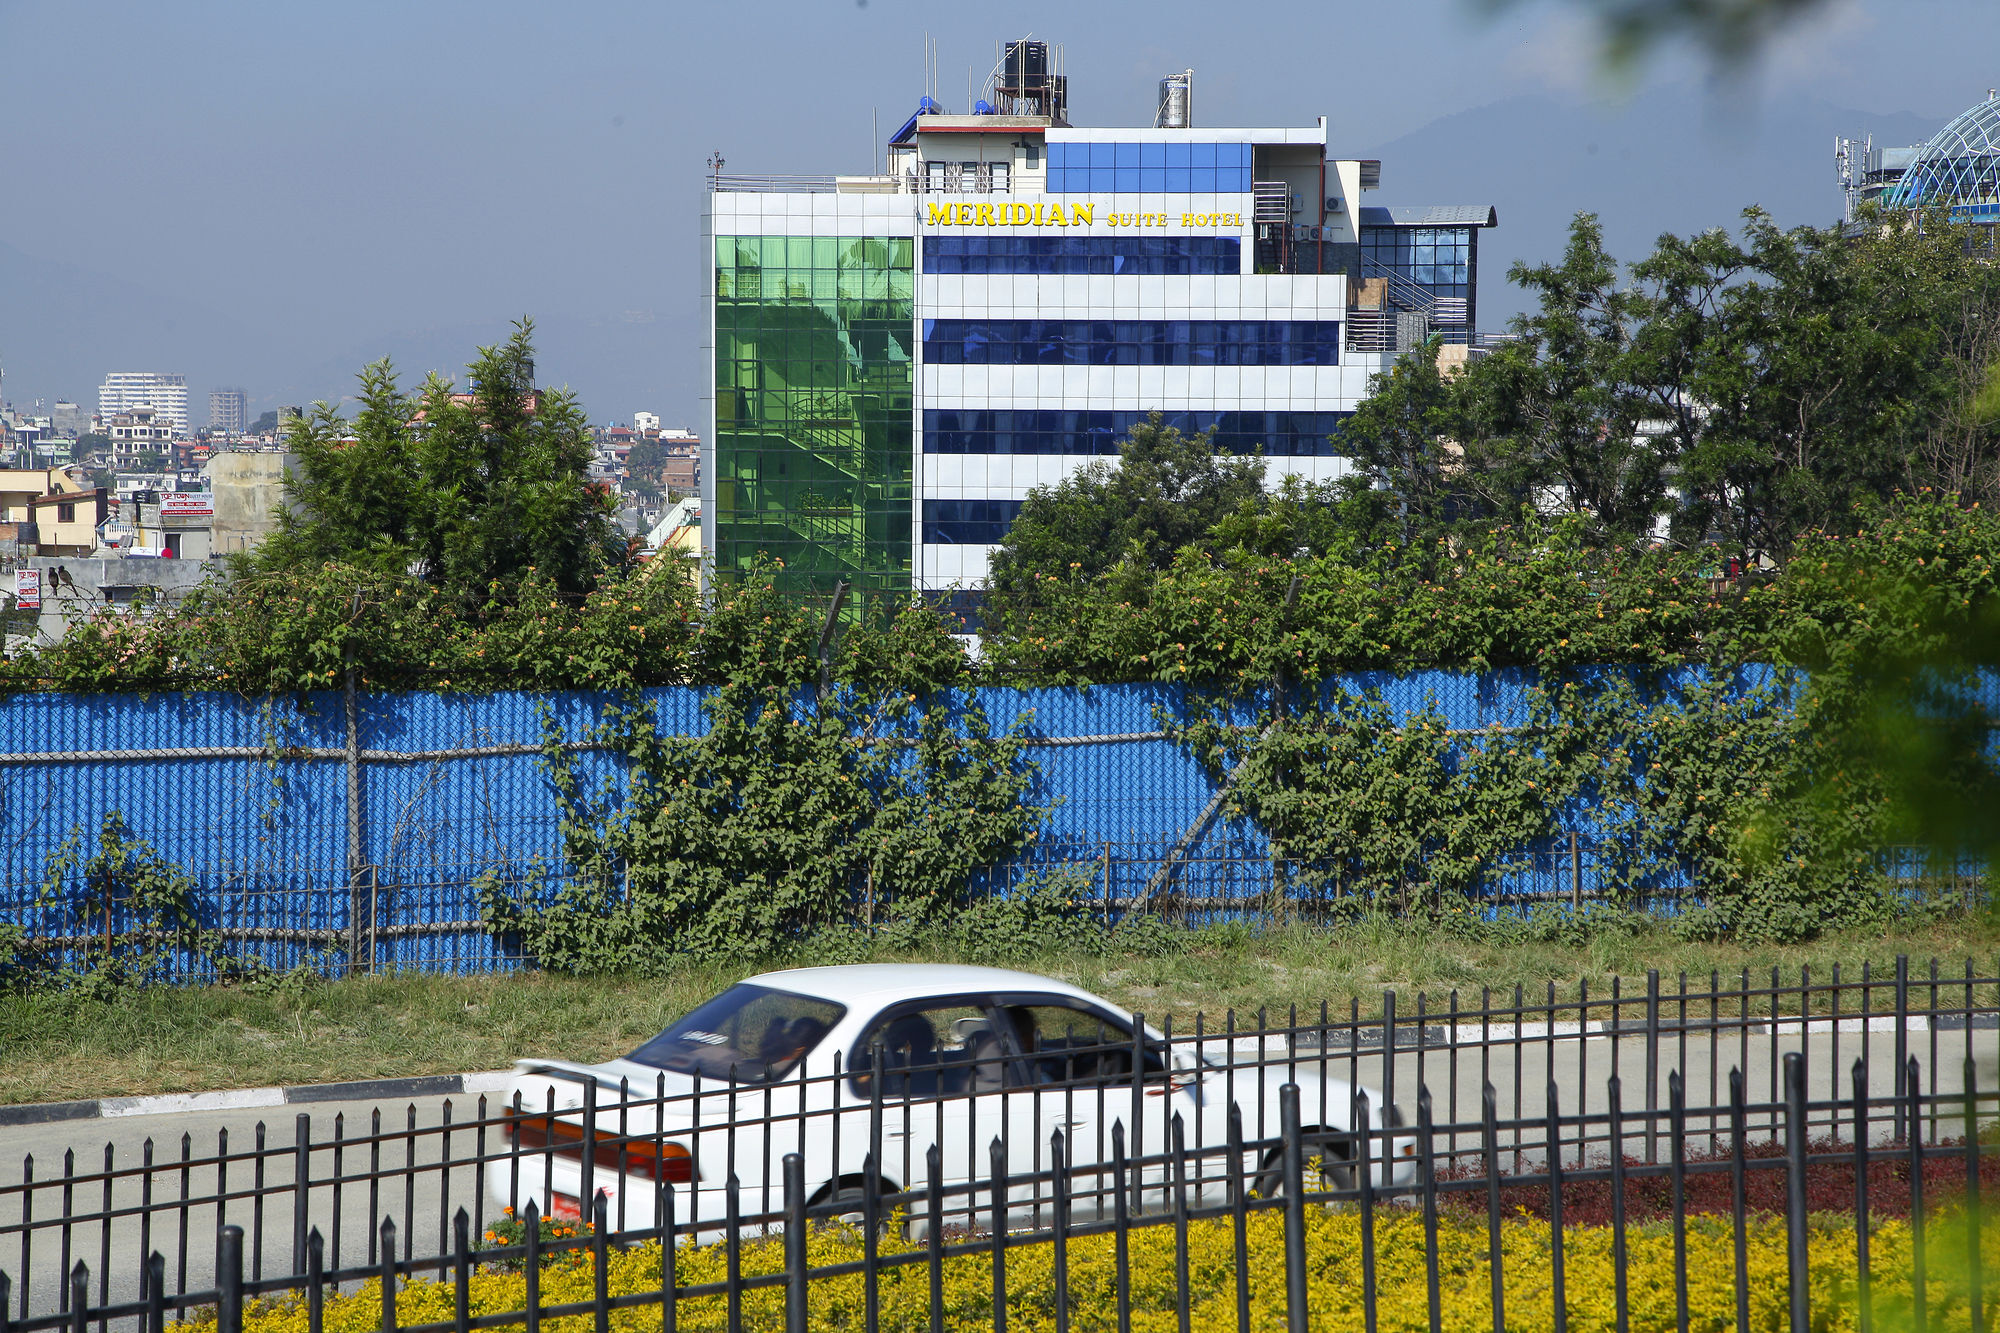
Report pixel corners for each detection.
[502,1107,695,1183]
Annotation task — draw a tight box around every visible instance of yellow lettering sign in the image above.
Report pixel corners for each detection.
[918,199,1249,227]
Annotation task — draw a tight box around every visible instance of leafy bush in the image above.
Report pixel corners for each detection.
[982,494,1997,686]
[475,1206,593,1274]
[191,1199,1997,1333]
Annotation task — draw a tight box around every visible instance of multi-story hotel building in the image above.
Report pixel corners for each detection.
[98,373,190,436]
[704,42,1495,603]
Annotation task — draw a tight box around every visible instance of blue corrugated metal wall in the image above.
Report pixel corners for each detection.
[0,668,1983,981]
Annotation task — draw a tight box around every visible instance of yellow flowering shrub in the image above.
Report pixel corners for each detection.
[185,1205,1997,1333]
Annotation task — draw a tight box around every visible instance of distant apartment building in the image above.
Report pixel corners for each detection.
[208,388,249,435]
[98,373,189,435]
[105,407,175,465]
[50,402,89,437]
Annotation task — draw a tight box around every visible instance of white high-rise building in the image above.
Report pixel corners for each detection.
[98,373,189,435]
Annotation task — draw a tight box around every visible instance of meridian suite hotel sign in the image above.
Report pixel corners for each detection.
[923,201,1245,229]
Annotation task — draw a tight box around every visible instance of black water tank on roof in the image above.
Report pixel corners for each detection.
[1005,39,1047,85]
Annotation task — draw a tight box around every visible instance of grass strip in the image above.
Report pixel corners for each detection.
[3,915,1996,1106]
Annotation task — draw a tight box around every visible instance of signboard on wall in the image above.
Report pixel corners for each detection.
[15,570,40,610]
[159,492,213,517]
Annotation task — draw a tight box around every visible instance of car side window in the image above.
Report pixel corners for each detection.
[1005,1004,1166,1088]
[848,1004,1004,1098]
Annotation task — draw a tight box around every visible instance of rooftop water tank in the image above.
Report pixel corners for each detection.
[1157,69,1193,129]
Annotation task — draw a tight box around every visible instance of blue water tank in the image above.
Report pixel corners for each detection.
[974,99,996,115]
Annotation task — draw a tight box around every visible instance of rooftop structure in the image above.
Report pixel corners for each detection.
[1839,88,2000,229]
[705,38,1497,603]
[1890,89,2000,224]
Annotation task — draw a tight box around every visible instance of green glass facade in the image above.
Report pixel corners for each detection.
[714,235,915,595]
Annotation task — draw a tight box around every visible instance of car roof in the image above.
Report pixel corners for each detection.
[745,963,1109,1012]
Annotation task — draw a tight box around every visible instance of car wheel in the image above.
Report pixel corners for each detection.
[1255,1134,1356,1200]
[814,1182,900,1232]
[826,1184,869,1228]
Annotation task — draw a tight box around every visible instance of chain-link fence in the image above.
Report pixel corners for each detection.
[0,671,1985,981]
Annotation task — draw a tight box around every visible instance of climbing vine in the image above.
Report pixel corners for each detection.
[1165,668,1904,942]
[6,813,238,994]
[476,675,1052,970]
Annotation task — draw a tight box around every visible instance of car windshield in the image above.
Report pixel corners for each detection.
[625,984,845,1083]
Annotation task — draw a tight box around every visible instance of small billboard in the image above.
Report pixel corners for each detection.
[159,492,213,517]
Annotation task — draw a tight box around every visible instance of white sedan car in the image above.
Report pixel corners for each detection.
[492,963,1413,1233]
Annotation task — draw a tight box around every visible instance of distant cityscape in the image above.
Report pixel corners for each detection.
[0,367,700,649]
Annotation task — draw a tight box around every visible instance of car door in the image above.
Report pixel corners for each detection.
[840,1000,1008,1226]
[992,1001,1201,1224]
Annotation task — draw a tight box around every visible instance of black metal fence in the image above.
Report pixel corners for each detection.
[3,957,1997,1332]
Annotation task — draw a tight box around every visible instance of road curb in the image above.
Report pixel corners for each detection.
[2,1071,515,1126]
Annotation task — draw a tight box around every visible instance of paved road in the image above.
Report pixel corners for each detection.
[1,1018,1992,1321]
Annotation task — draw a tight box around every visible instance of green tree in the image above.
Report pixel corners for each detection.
[257,320,625,606]
[1459,215,1666,543]
[1205,472,1381,564]
[1632,208,1974,556]
[1334,335,1486,553]
[624,437,668,477]
[985,414,1266,613]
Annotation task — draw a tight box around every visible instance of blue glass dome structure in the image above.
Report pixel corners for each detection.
[1890,93,2000,222]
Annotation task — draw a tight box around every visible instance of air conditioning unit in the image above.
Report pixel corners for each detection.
[1325,196,1344,213]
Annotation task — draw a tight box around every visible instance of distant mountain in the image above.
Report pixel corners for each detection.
[1359,85,1944,326]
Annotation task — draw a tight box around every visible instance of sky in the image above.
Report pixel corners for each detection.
[2,0,1996,427]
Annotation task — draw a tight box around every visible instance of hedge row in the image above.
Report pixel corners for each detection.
[192,1203,1991,1333]
[12,495,1996,694]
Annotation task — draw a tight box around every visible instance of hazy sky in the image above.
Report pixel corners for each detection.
[3,0,1996,425]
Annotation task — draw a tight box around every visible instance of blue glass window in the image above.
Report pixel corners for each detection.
[924,236,1240,275]
[1358,226,1472,301]
[922,498,1026,544]
[922,319,1341,367]
[922,409,1353,457]
[1044,141,1255,192]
